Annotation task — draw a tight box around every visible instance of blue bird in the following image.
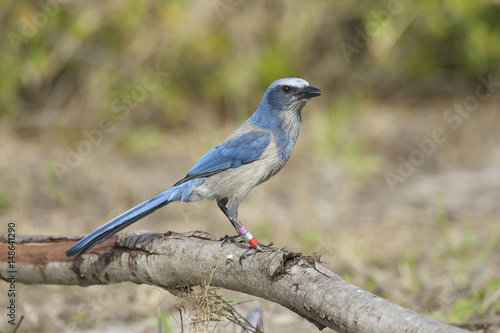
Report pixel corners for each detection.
[66,78,321,260]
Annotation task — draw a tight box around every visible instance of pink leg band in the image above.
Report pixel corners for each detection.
[238,225,258,247]
[238,226,249,235]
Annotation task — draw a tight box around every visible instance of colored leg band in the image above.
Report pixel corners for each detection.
[248,238,258,248]
[238,225,258,248]
[238,226,249,235]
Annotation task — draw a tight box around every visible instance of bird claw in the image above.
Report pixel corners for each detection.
[221,234,246,247]
[221,236,280,264]
[238,242,280,265]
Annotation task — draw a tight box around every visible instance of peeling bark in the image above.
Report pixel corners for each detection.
[0,231,471,333]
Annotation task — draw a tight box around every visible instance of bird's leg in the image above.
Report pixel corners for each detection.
[217,199,280,263]
[217,198,243,230]
[217,198,245,244]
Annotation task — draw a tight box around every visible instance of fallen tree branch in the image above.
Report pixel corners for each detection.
[0,231,470,333]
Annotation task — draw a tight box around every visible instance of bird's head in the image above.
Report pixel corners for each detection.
[260,78,321,116]
[248,78,321,152]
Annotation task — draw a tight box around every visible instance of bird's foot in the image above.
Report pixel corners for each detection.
[221,235,281,264]
[238,242,280,264]
[221,234,246,246]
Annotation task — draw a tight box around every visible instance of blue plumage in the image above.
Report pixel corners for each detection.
[175,131,271,186]
[66,78,321,258]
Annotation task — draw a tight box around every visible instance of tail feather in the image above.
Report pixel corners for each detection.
[66,188,174,257]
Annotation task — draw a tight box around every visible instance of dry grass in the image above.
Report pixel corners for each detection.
[174,284,263,333]
[176,285,226,333]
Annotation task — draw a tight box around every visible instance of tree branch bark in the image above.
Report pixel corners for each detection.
[0,231,470,333]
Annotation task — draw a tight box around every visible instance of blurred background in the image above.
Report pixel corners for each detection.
[1,0,500,332]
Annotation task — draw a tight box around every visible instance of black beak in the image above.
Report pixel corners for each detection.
[297,86,322,99]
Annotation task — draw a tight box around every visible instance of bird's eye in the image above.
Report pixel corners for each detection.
[282,85,291,93]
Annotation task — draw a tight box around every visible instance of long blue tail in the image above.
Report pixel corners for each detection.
[66,181,199,257]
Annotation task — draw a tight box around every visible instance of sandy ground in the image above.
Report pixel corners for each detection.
[1,97,500,332]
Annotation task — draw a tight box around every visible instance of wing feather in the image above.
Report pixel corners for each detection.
[174,131,271,186]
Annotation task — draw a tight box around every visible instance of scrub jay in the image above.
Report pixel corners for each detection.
[66,78,321,260]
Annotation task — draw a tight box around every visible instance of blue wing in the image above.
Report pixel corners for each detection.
[174,130,271,186]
